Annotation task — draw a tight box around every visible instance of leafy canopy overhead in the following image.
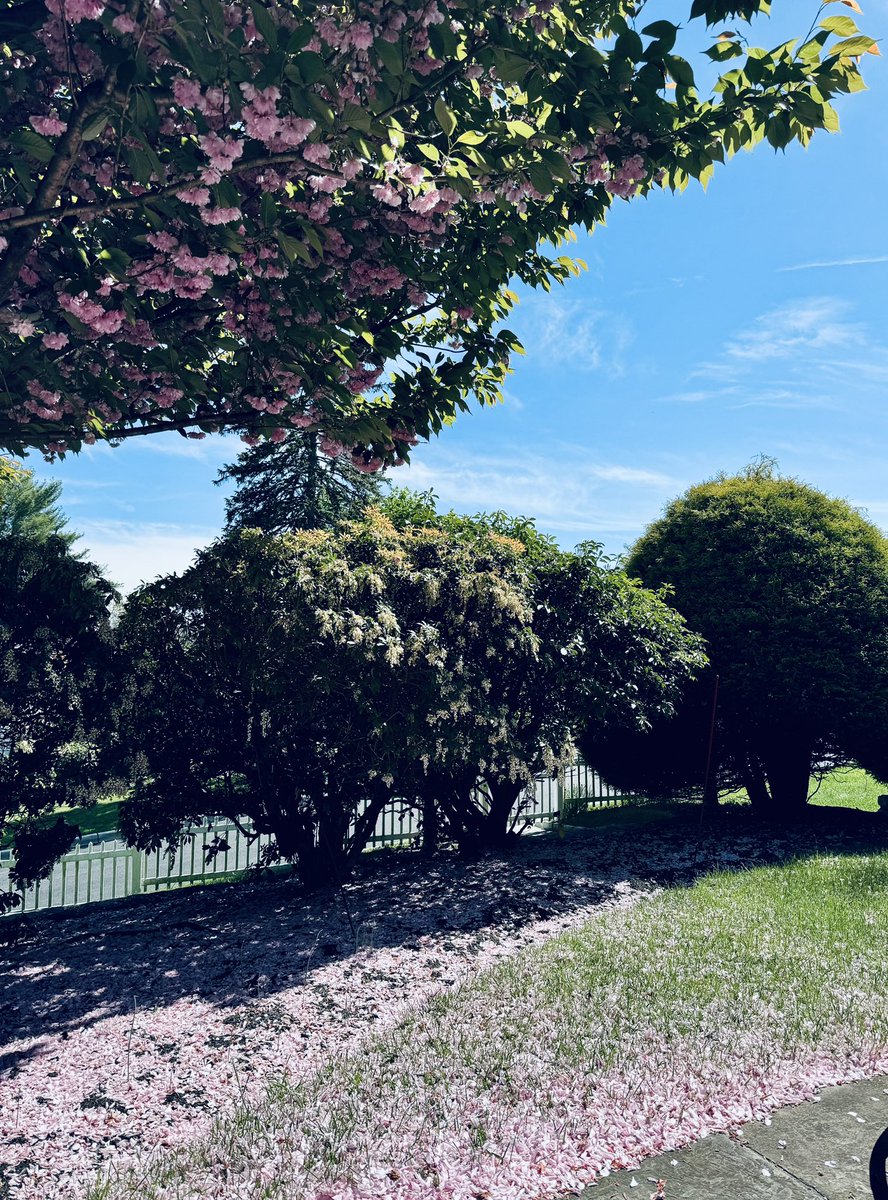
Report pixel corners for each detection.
[0,0,875,465]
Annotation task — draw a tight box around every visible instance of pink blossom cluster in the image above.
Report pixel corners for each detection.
[0,0,662,457]
[44,0,105,23]
[29,113,66,136]
[57,291,125,336]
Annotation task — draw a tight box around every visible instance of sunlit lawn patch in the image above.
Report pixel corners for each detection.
[89,849,888,1200]
[809,767,883,812]
[0,795,123,849]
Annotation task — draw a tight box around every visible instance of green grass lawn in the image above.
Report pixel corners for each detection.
[808,766,884,812]
[91,845,888,1200]
[719,765,883,812]
[563,766,884,824]
[0,794,123,848]
[58,795,124,837]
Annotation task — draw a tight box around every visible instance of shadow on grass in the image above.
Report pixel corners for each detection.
[1,803,886,1078]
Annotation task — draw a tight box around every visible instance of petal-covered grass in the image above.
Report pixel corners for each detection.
[2,813,886,1200]
[77,838,888,1200]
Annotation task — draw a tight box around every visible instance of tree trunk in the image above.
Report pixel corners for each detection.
[702,767,720,813]
[421,791,439,854]
[479,778,522,850]
[269,809,321,887]
[741,761,771,812]
[762,743,812,818]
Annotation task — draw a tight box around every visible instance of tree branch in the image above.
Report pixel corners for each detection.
[0,69,121,300]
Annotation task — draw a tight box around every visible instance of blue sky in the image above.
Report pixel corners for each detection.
[34,2,888,592]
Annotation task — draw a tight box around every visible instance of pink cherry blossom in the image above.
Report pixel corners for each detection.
[45,0,104,22]
[198,133,244,171]
[176,186,211,207]
[347,20,374,49]
[202,206,242,225]
[171,76,203,108]
[29,114,66,136]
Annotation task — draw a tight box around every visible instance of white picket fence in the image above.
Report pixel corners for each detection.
[0,763,627,918]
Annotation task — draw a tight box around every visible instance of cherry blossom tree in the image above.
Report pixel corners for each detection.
[0,0,875,466]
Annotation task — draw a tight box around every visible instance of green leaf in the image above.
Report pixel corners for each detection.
[527,162,555,195]
[829,35,876,57]
[81,111,110,141]
[417,142,440,162]
[433,97,457,138]
[295,51,326,85]
[261,192,277,228]
[665,55,695,86]
[11,129,54,163]
[277,233,311,263]
[820,103,840,132]
[642,20,678,38]
[248,0,277,49]
[819,14,859,36]
[492,50,531,82]
[614,29,644,61]
[306,93,335,126]
[375,38,402,76]
[505,119,535,140]
[124,146,154,185]
[797,35,827,63]
[341,103,373,133]
[456,130,487,145]
[704,40,743,61]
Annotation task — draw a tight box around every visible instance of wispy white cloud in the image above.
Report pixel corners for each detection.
[778,255,888,273]
[588,463,676,485]
[677,296,876,410]
[76,520,216,593]
[721,297,864,363]
[510,293,634,376]
[728,387,843,412]
[399,447,679,546]
[143,432,237,462]
[815,352,888,387]
[657,386,743,405]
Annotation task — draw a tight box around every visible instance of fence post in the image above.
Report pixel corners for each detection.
[130,846,143,895]
[557,773,564,820]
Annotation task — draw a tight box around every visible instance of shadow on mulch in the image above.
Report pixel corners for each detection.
[0,805,885,1077]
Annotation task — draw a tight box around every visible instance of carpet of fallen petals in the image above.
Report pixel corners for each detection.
[1,812,886,1200]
